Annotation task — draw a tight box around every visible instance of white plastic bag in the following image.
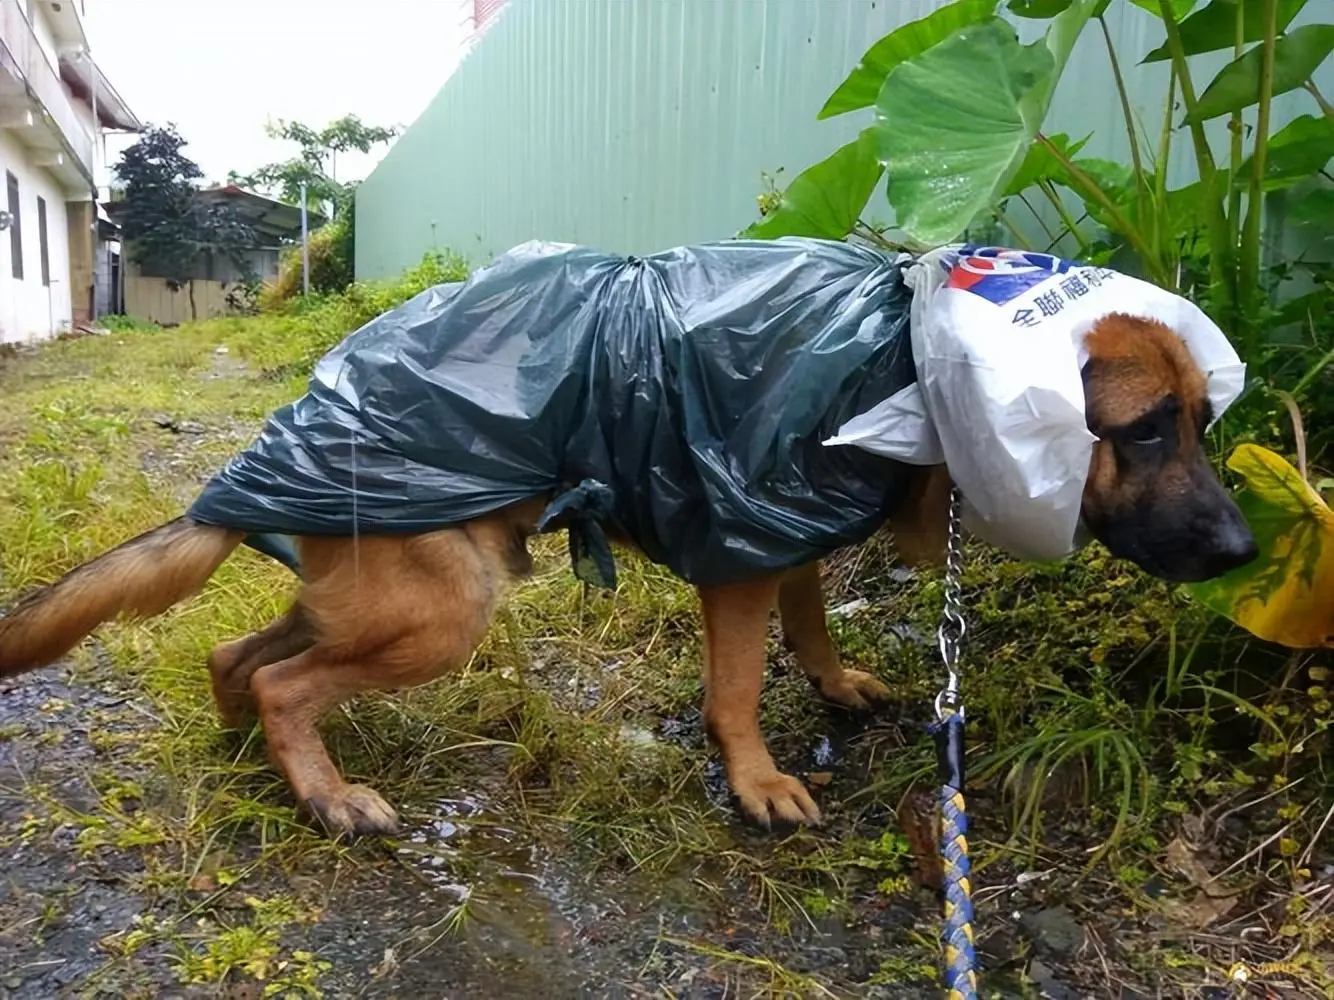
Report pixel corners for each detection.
[825,245,1246,562]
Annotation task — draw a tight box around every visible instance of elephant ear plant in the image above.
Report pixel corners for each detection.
[745,0,1334,652]
[747,0,1104,250]
[1186,402,1334,652]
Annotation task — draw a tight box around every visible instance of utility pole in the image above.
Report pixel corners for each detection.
[300,179,310,296]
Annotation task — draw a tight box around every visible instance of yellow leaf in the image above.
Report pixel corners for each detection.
[1187,444,1334,649]
[1226,444,1331,515]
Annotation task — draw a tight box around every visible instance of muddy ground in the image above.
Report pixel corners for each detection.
[1,652,1139,1000]
[0,332,1328,999]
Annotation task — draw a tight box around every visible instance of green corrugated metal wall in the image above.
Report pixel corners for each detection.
[356,0,1330,281]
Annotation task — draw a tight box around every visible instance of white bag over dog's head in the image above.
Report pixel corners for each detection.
[826,244,1247,563]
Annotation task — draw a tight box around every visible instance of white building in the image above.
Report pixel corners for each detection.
[0,0,139,344]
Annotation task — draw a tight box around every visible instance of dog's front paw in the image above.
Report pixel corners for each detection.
[305,784,400,839]
[817,667,891,711]
[731,768,823,830]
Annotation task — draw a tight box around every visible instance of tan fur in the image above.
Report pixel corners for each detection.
[0,519,243,675]
[1082,313,1208,429]
[0,316,1228,838]
[1080,313,1212,526]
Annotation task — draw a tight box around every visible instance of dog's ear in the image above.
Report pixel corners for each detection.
[1081,312,1210,437]
[889,464,953,567]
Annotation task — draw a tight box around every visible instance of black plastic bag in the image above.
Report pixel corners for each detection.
[188,237,917,588]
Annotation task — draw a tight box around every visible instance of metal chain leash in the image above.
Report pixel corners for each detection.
[935,486,967,721]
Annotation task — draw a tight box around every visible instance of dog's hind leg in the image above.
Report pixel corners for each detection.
[207,605,316,729]
[248,645,415,837]
[247,508,534,839]
[778,562,890,711]
[699,574,822,830]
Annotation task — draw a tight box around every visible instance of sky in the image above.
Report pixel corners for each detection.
[82,0,475,191]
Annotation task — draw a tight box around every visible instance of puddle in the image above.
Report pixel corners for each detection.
[310,788,735,998]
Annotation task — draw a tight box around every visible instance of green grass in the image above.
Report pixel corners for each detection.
[1,254,1330,998]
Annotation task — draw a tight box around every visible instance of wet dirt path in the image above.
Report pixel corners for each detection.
[0,658,955,1000]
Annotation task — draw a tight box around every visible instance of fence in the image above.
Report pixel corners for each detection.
[355,0,1332,282]
[123,265,248,326]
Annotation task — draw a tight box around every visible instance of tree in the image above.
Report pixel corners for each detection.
[229,114,399,219]
[112,123,257,318]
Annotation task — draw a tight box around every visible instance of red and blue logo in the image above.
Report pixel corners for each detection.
[944,246,1078,306]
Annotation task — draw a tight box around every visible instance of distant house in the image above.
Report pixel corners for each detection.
[197,184,328,285]
[0,0,142,343]
[103,184,326,326]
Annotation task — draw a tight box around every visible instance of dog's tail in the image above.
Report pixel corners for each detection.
[0,518,244,677]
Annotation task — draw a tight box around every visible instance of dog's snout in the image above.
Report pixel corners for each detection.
[1203,509,1258,578]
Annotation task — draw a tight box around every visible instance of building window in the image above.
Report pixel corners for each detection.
[37,196,49,286]
[6,171,21,281]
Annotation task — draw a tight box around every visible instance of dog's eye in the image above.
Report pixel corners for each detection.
[1133,434,1163,446]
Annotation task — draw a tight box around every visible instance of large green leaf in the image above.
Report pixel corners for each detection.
[1007,0,1075,15]
[742,130,884,241]
[1128,0,1198,17]
[1287,185,1334,232]
[1142,0,1308,63]
[1186,444,1334,649]
[1009,0,1110,18]
[874,2,1097,245]
[1164,180,1207,233]
[818,0,999,120]
[1235,114,1334,192]
[1188,23,1334,123]
[1062,157,1135,227]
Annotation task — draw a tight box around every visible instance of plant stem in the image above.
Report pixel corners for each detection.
[852,222,909,253]
[1161,1,1232,317]
[1036,133,1154,275]
[1159,4,1217,177]
[1098,12,1154,266]
[1154,66,1178,283]
[1290,344,1334,399]
[1099,15,1144,185]
[1048,210,1093,254]
[1226,0,1245,261]
[1019,192,1059,244]
[1037,179,1092,256]
[1275,390,1307,482]
[1238,0,1279,344]
[997,209,1032,251]
[1305,80,1334,120]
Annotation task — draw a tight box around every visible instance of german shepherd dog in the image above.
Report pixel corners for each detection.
[0,312,1257,838]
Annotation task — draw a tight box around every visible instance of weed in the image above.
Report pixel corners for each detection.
[867,954,939,989]
[659,934,843,999]
[170,893,326,996]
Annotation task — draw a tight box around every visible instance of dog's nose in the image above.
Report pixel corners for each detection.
[1205,515,1259,577]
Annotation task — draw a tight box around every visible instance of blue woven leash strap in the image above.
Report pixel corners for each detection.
[928,486,978,1000]
[930,707,977,1000]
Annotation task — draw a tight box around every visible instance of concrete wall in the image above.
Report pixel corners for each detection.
[24,0,59,71]
[0,128,72,343]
